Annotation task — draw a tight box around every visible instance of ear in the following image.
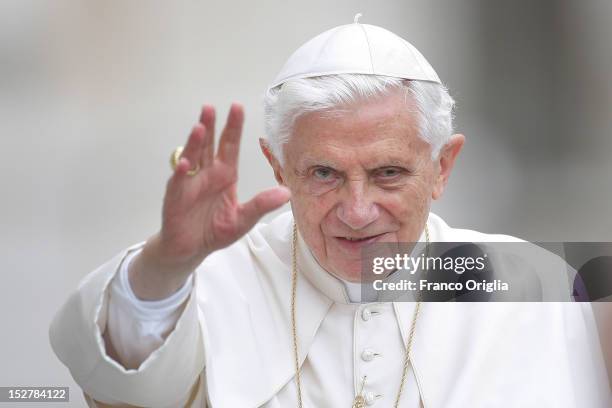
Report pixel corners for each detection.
[432,133,465,200]
[259,138,285,185]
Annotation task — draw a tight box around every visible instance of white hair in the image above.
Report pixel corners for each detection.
[263,74,456,166]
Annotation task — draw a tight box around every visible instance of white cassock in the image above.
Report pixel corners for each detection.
[49,211,611,407]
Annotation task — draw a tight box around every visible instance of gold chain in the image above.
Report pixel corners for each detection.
[291,223,429,407]
[291,222,304,408]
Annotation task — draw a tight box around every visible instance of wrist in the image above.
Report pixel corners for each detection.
[128,235,199,300]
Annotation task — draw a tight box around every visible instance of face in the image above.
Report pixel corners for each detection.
[261,88,464,282]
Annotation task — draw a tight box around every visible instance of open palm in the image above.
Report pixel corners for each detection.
[158,103,291,268]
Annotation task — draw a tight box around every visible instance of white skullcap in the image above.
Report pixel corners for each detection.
[268,14,441,90]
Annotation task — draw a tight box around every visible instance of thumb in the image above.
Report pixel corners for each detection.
[236,186,291,233]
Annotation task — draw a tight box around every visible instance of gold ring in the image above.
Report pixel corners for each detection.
[170,146,200,176]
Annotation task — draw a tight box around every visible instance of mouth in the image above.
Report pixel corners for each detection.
[334,232,387,250]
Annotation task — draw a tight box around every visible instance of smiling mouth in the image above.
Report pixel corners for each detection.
[341,236,374,241]
[335,233,386,243]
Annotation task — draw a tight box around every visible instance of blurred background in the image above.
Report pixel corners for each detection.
[1,0,610,405]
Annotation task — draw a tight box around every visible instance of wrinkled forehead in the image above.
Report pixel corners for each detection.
[285,98,430,168]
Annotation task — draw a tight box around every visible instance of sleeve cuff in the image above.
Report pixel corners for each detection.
[113,248,194,321]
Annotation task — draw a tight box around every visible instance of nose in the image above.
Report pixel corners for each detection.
[336,180,379,230]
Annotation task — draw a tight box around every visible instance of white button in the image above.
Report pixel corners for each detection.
[365,391,378,406]
[361,308,372,321]
[361,349,376,361]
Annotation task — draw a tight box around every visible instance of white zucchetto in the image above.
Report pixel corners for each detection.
[268,14,442,90]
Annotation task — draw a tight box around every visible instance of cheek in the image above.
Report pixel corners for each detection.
[377,183,432,242]
[291,189,332,223]
[302,179,341,196]
[290,190,334,250]
[288,175,338,223]
[383,181,431,217]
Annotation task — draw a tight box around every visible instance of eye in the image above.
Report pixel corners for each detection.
[376,167,403,179]
[312,166,336,181]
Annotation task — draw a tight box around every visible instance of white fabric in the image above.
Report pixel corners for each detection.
[107,255,373,359]
[268,21,441,89]
[106,244,414,406]
[49,211,612,407]
[106,248,192,369]
[107,255,369,368]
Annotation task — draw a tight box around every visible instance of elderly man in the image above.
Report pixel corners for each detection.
[50,19,610,407]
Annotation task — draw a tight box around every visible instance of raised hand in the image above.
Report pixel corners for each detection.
[129,103,291,300]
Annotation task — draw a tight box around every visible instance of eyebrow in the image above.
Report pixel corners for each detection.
[297,156,413,170]
[297,157,338,169]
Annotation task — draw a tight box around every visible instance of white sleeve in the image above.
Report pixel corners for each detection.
[106,248,194,369]
[49,244,206,407]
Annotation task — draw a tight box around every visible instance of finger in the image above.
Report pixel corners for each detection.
[236,186,291,233]
[199,105,215,167]
[174,157,194,178]
[165,157,195,202]
[180,124,205,170]
[217,103,244,168]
